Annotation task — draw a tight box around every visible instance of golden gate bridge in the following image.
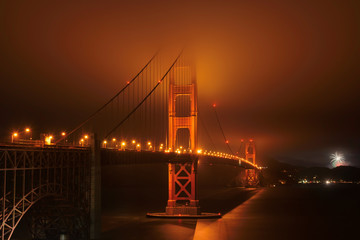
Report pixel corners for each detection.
[1,50,259,240]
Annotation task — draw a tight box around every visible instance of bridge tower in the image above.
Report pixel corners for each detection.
[166,59,200,215]
[245,139,258,187]
[245,139,256,164]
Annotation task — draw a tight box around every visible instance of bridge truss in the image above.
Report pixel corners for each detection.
[0,146,91,240]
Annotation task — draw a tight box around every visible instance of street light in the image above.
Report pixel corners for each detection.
[103,140,107,148]
[24,128,32,140]
[121,141,126,150]
[11,132,18,143]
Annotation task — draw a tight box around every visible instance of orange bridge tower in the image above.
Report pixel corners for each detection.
[166,59,200,215]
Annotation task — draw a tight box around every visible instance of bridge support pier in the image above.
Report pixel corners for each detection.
[90,134,101,239]
[166,161,200,215]
[245,169,259,187]
[147,156,220,218]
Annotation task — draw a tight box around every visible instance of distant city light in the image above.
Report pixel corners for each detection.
[330,152,345,167]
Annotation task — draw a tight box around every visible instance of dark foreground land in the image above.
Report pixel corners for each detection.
[102,184,360,240]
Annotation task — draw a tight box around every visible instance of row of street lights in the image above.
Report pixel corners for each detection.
[11,128,32,143]
[102,139,163,151]
[10,128,68,145]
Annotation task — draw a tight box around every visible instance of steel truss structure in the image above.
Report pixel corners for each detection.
[245,169,260,187]
[166,160,200,215]
[0,146,91,240]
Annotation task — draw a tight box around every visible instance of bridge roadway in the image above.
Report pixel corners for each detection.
[0,144,256,168]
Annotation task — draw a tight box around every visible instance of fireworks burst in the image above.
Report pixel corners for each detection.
[330,152,345,167]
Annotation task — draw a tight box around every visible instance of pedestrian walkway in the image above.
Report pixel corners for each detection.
[193,188,265,240]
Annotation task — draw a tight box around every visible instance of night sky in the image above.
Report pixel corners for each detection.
[1,0,359,167]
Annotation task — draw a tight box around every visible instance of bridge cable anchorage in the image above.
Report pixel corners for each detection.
[104,49,184,139]
[55,49,161,144]
[212,104,236,155]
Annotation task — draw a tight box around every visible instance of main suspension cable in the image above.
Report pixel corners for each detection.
[55,50,160,144]
[104,50,183,139]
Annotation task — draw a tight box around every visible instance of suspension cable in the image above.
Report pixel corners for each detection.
[55,50,160,144]
[198,111,217,151]
[104,50,183,139]
[212,104,235,155]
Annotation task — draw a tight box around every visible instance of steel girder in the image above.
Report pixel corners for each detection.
[0,147,91,240]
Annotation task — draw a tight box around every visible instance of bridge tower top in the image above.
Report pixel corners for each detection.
[168,58,197,151]
[246,139,256,165]
[238,139,256,165]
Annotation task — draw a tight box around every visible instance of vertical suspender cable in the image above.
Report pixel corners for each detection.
[104,50,183,139]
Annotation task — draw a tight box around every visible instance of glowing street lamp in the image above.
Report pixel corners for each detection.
[121,141,126,150]
[103,140,107,148]
[11,132,18,143]
[24,128,33,140]
[136,143,141,151]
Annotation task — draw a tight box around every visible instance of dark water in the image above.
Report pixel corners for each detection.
[100,183,360,240]
[100,164,360,239]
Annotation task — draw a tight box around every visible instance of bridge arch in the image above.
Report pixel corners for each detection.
[2,182,89,240]
[0,147,90,240]
[2,184,63,239]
